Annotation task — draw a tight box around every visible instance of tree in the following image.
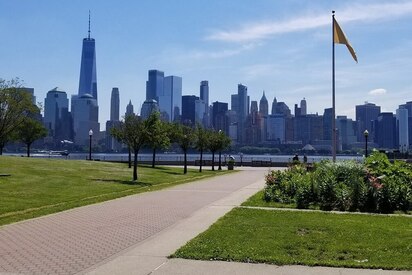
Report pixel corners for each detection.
[172,123,195,174]
[195,124,210,172]
[111,115,148,181]
[17,117,47,157]
[209,130,231,171]
[145,112,170,168]
[0,79,37,154]
[216,130,231,170]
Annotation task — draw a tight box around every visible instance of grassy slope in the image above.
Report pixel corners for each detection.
[0,156,231,226]
[172,208,412,270]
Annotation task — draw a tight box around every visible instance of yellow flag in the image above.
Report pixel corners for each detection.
[333,18,357,63]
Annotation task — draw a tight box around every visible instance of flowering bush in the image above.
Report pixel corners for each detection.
[263,152,412,213]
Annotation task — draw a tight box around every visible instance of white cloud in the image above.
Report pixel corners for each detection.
[206,2,412,42]
[368,88,387,95]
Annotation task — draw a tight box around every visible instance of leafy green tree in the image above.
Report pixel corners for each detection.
[0,78,37,154]
[195,124,210,172]
[111,115,148,181]
[216,130,231,170]
[172,123,195,174]
[145,112,171,168]
[17,117,47,157]
[208,130,231,170]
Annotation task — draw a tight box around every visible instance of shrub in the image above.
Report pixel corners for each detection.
[263,152,412,213]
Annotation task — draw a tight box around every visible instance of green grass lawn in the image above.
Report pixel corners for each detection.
[0,156,231,226]
[241,190,297,208]
[172,208,412,270]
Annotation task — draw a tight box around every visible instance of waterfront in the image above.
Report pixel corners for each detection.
[4,152,364,164]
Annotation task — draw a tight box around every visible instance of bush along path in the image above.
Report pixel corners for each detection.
[262,151,411,214]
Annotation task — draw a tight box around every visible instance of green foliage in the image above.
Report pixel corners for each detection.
[0,78,38,153]
[111,115,149,180]
[17,117,47,157]
[263,152,412,213]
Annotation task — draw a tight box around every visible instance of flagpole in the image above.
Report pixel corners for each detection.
[332,10,336,162]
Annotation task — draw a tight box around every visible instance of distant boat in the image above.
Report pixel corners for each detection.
[49,150,69,156]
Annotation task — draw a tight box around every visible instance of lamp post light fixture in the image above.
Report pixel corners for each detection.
[89,129,93,161]
[363,129,369,158]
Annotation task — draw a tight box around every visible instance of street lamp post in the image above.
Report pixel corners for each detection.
[363,129,369,158]
[240,153,243,167]
[89,129,93,161]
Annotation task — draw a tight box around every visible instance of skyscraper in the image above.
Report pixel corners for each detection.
[161,75,182,122]
[237,84,248,144]
[300,98,307,115]
[212,101,228,133]
[44,87,72,144]
[78,11,98,101]
[110,88,120,121]
[72,12,99,146]
[125,100,134,117]
[106,88,121,151]
[200,81,209,127]
[396,108,409,152]
[146,70,164,101]
[259,91,268,116]
[356,102,381,142]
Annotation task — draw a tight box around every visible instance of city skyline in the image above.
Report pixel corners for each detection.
[1,1,411,129]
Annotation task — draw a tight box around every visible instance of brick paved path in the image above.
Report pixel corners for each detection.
[0,169,265,274]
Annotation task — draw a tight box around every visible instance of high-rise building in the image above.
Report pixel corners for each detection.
[71,94,99,146]
[72,12,99,146]
[161,76,182,122]
[271,97,277,115]
[212,101,228,133]
[200,81,209,109]
[300,98,307,115]
[267,114,285,143]
[181,95,199,125]
[250,101,258,114]
[336,116,356,150]
[237,84,248,144]
[106,88,121,152]
[125,100,134,117]
[396,108,409,152]
[146,70,164,101]
[200,81,209,127]
[323,108,333,140]
[44,87,72,144]
[399,101,412,146]
[110,88,120,121]
[78,12,98,101]
[141,99,159,119]
[259,91,268,116]
[356,102,381,142]
[374,112,396,149]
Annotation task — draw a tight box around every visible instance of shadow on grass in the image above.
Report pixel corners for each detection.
[92,178,153,187]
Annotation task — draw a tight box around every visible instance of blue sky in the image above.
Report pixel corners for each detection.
[1,0,411,129]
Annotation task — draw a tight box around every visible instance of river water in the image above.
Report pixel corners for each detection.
[4,152,364,163]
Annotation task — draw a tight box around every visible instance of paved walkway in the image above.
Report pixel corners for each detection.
[0,167,267,274]
[0,167,410,275]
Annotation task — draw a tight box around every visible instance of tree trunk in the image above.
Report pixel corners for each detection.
[212,151,215,171]
[152,148,156,168]
[184,150,187,174]
[199,149,203,172]
[27,142,31,157]
[0,145,3,155]
[128,147,132,168]
[218,151,222,170]
[133,149,138,181]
